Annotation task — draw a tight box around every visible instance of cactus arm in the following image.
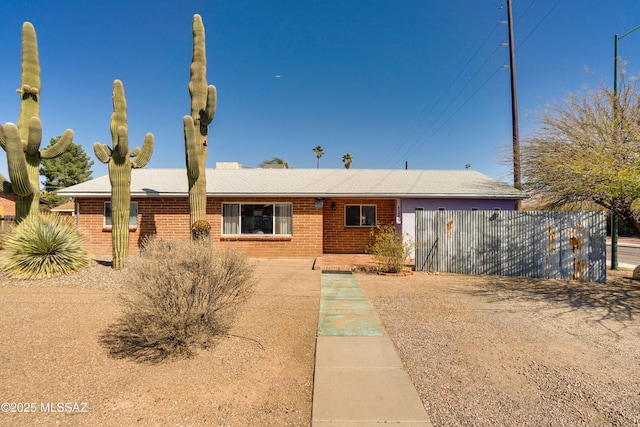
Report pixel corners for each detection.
[0,123,6,151]
[130,147,140,157]
[184,116,199,179]
[93,142,112,164]
[25,116,42,156]
[115,126,129,162]
[40,129,73,159]
[202,84,217,126]
[132,133,154,169]
[4,123,32,196]
[0,173,12,194]
[114,127,129,159]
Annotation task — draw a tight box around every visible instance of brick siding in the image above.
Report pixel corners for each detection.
[0,193,16,217]
[77,197,323,257]
[322,198,396,254]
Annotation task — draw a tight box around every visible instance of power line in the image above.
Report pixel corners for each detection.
[399,66,505,162]
[516,0,562,50]
[383,8,507,168]
[390,0,562,168]
[392,42,507,166]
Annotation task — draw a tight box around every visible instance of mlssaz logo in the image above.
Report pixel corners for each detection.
[40,402,88,413]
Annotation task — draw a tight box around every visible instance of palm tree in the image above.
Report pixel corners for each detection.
[313,145,324,169]
[258,157,290,168]
[342,153,353,169]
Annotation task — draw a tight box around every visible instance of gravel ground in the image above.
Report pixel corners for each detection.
[0,257,320,426]
[1,255,639,426]
[358,269,640,427]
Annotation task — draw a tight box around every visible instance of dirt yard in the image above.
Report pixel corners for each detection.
[359,269,640,426]
[0,257,639,426]
[0,258,320,426]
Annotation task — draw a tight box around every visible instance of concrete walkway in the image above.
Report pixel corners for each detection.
[311,271,433,426]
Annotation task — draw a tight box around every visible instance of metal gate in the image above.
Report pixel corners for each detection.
[415,210,607,282]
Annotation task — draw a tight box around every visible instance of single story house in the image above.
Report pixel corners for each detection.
[50,201,76,216]
[57,167,524,257]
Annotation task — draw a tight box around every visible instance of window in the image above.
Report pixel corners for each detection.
[345,205,376,227]
[222,203,292,235]
[104,202,138,227]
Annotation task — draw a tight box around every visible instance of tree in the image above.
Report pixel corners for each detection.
[342,153,353,169]
[40,137,94,205]
[521,76,640,233]
[258,157,290,168]
[313,145,324,168]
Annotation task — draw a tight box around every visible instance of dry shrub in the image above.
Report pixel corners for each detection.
[100,237,256,363]
[368,224,413,273]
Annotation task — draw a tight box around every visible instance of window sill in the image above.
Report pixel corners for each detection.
[221,235,292,242]
[102,226,138,232]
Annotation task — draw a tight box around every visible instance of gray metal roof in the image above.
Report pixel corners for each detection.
[57,168,524,199]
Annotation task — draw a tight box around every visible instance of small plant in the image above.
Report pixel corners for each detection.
[191,219,211,240]
[368,224,413,274]
[100,237,256,363]
[1,213,90,279]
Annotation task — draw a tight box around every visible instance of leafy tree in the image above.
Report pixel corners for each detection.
[40,137,94,205]
[313,145,324,168]
[258,157,291,168]
[342,153,353,169]
[522,75,640,233]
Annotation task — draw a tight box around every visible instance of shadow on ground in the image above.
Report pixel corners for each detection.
[473,270,640,324]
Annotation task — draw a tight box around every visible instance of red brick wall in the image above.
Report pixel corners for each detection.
[0,193,16,217]
[77,197,323,257]
[322,198,396,253]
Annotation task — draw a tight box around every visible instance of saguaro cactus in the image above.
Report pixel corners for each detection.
[184,14,217,228]
[0,22,73,222]
[94,80,154,270]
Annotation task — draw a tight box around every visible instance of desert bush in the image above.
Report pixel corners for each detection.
[101,237,256,363]
[1,213,90,279]
[190,219,211,240]
[368,224,413,273]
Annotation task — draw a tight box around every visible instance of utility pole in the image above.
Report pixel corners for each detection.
[612,33,620,270]
[611,25,640,270]
[506,0,521,210]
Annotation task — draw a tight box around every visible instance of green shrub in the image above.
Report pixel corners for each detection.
[100,237,256,363]
[190,219,211,240]
[1,213,90,279]
[368,224,413,274]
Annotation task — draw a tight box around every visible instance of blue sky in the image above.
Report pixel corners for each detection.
[2,0,640,185]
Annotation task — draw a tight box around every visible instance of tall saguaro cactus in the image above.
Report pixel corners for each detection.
[94,80,154,270]
[0,22,73,222]
[184,14,217,228]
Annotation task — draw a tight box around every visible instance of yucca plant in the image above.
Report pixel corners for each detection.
[2,213,90,279]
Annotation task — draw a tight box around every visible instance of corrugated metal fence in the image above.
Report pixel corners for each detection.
[415,210,607,282]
